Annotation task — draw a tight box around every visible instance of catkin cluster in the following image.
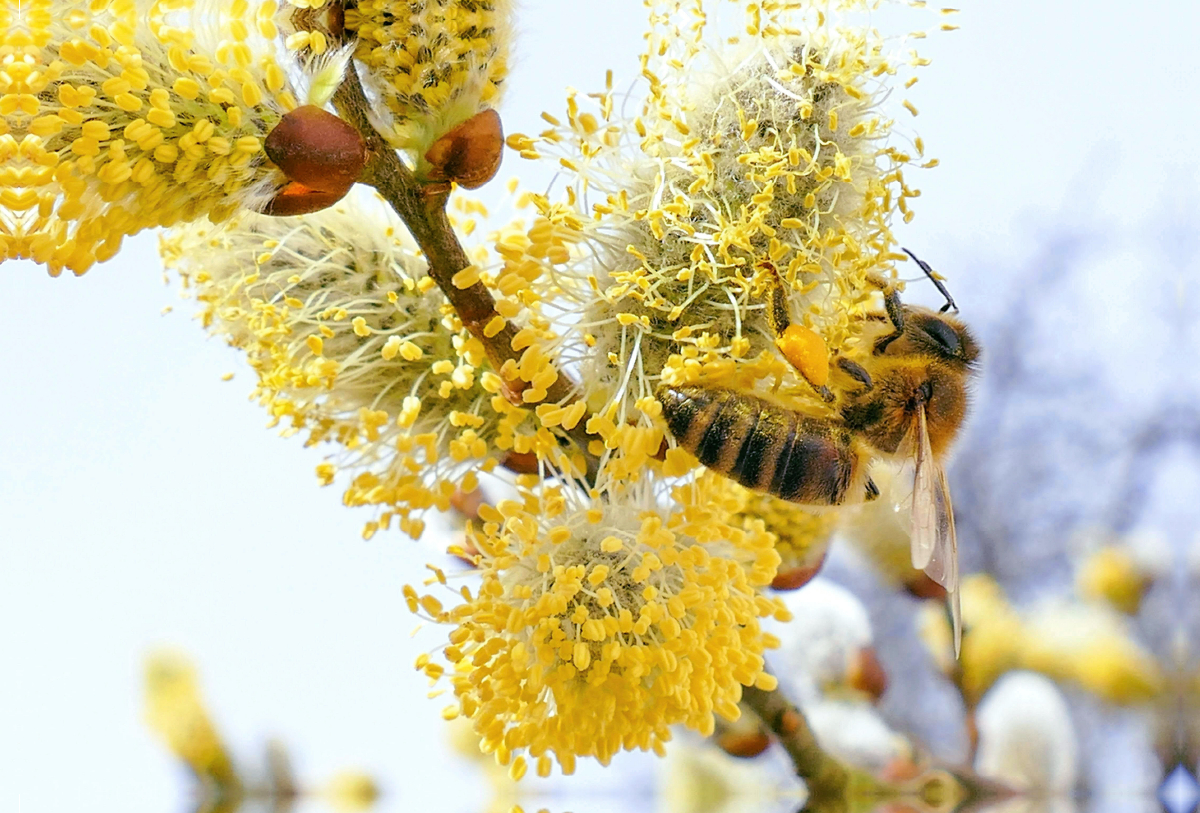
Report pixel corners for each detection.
[13,0,951,777]
[403,0,940,770]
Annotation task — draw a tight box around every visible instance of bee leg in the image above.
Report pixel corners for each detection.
[864,477,880,501]
[872,282,907,355]
[761,261,832,399]
[835,357,874,391]
[762,261,793,339]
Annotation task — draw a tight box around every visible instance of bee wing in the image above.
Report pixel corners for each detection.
[929,464,962,657]
[909,406,963,656]
[923,465,959,594]
[908,404,937,571]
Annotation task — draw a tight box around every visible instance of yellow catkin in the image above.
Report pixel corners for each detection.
[343,0,512,151]
[2,0,309,275]
[405,479,783,768]
[161,201,548,544]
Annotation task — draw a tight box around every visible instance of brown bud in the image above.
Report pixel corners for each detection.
[904,570,948,601]
[771,549,828,591]
[265,105,366,194]
[289,4,346,43]
[500,450,540,475]
[498,376,530,407]
[847,646,889,702]
[424,109,504,190]
[262,181,350,216]
[715,728,772,759]
[325,2,345,39]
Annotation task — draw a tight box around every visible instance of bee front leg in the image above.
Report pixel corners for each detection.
[875,288,907,355]
[865,273,907,355]
[835,357,874,391]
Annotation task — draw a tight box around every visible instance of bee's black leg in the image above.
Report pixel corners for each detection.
[873,283,906,354]
[836,357,874,391]
[761,261,793,338]
[864,477,880,501]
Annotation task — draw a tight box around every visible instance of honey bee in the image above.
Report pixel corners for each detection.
[657,252,979,651]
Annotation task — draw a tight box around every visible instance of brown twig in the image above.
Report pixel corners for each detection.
[331,64,599,480]
[740,681,849,808]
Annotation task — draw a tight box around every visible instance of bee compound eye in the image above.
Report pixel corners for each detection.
[921,318,961,357]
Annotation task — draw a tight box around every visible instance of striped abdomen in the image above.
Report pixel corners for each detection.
[657,385,858,505]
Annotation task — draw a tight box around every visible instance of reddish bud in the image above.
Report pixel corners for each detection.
[770,549,829,591]
[904,570,948,600]
[779,708,804,737]
[715,728,772,759]
[265,105,366,195]
[847,646,889,702]
[651,437,668,462]
[449,487,486,523]
[878,755,923,783]
[450,535,482,567]
[501,450,540,475]
[424,109,504,190]
[262,181,350,216]
[873,803,924,813]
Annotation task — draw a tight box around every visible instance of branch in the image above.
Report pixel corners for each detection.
[739,681,849,808]
[332,64,599,480]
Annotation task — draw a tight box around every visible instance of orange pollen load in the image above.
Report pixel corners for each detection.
[776,324,829,388]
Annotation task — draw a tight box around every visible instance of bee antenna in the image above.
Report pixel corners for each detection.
[902,248,958,313]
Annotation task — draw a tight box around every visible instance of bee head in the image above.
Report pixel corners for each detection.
[841,314,979,459]
[880,306,980,369]
[844,257,980,459]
